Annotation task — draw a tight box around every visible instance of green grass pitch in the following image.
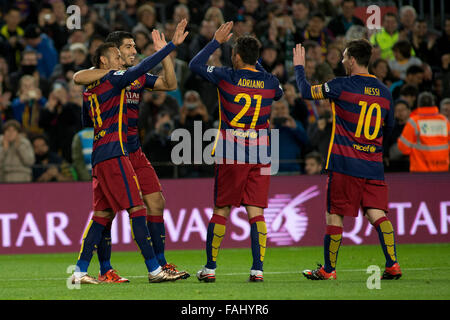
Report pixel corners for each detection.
[0,243,449,300]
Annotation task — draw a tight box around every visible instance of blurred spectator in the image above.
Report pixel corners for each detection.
[308,0,338,18]
[291,0,310,34]
[301,12,331,57]
[0,119,35,183]
[50,0,67,27]
[50,45,76,83]
[370,12,399,60]
[31,134,73,182]
[178,90,211,129]
[370,58,393,87]
[38,83,82,162]
[23,24,58,79]
[142,111,176,179]
[189,19,232,66]
[325,43,346,77]
[238,0,267,22]
[134,30,150,55]
[176,90,213,178]
[0,6,24,72]
[260,43,288,83]
[11,75,46,135]
[440,98,450,120]
[207,0,238,22]
[327,0,364,39]
[389,40,422,80]
[204,6,225,28]
[398,92,450,172]
[304,151,324,175]
[398,84,419,111]
[307,101,333,162]
[409,19,438,66]
[0,61,13,126]
[398,5,417,39]
[70,43,91,70]
[391,65,424,101]
[433,17,450,61]
[87,35,105,68]
[37,3,66,51]
[9,49,51,98]
[383,99,411,172]
[163,20,190,64]
[283,82,309,129]
[270,98,308,173]
[132,4,162,35]
[109,0,139,32]
[71,127,93,181]
[139,90,180,139]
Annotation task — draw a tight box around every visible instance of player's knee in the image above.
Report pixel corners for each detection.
[145,193,165,215]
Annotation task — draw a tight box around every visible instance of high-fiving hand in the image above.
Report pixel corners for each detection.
[151,29,167,51]
[293,43,306,67]
[171,18,189,46]
[214,21,233,44]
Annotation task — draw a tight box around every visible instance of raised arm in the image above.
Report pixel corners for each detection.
[73,68,110,85]
[293,43,321,100]
[151,29,177,91]
[188,21,233,82]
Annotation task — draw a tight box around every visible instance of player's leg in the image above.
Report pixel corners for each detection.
[365,209,402,279]
[362,178,401,279]
[303,172,362,280]
[197,206,231,282]
[73,210,112,284]
[96,211,130,283]
[246,205,266,282]
[242,163,270,282]
[131,148,189,278]
[127,205,181,282]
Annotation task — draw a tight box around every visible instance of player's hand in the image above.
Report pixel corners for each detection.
[293,43,306,67]
[171,18,189,46]
[214,21,233,44]
[151,29,167,51]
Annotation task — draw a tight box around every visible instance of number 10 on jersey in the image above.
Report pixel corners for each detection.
[355,101,382,140]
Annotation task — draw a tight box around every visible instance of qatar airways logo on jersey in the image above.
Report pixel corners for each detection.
[266,186,320,245]
[125,91,141,105]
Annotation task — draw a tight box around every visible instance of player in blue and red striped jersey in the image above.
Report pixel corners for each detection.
[71,25,188,285]
[73,22,190,282]
[293,39,402,280]
[189,22,283,282]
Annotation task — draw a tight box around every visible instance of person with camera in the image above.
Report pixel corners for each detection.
[10,75,47,136]
[38,83,82,162]
[0,119,35,183]
[270,98,308,173]
[177,90,213,178]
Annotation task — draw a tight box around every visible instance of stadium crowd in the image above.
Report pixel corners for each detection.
[0,0,449,182]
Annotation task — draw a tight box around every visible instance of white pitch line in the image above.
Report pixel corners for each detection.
[1,267,449,282]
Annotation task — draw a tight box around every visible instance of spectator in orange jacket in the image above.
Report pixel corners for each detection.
[398,92,450,172]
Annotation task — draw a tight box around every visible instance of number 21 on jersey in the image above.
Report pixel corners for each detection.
[230,93,262,129]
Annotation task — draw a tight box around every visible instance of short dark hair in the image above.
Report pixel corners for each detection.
[234,36,261,66]
[383,12,398,21]
[417,92,436,107]
[345,39,372,67]
[406,65,424,75]
[399,84,419,97]
[106,31,134,48]
[92,42,117,68]
[305,151,323,164]
[392,40,412,59]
